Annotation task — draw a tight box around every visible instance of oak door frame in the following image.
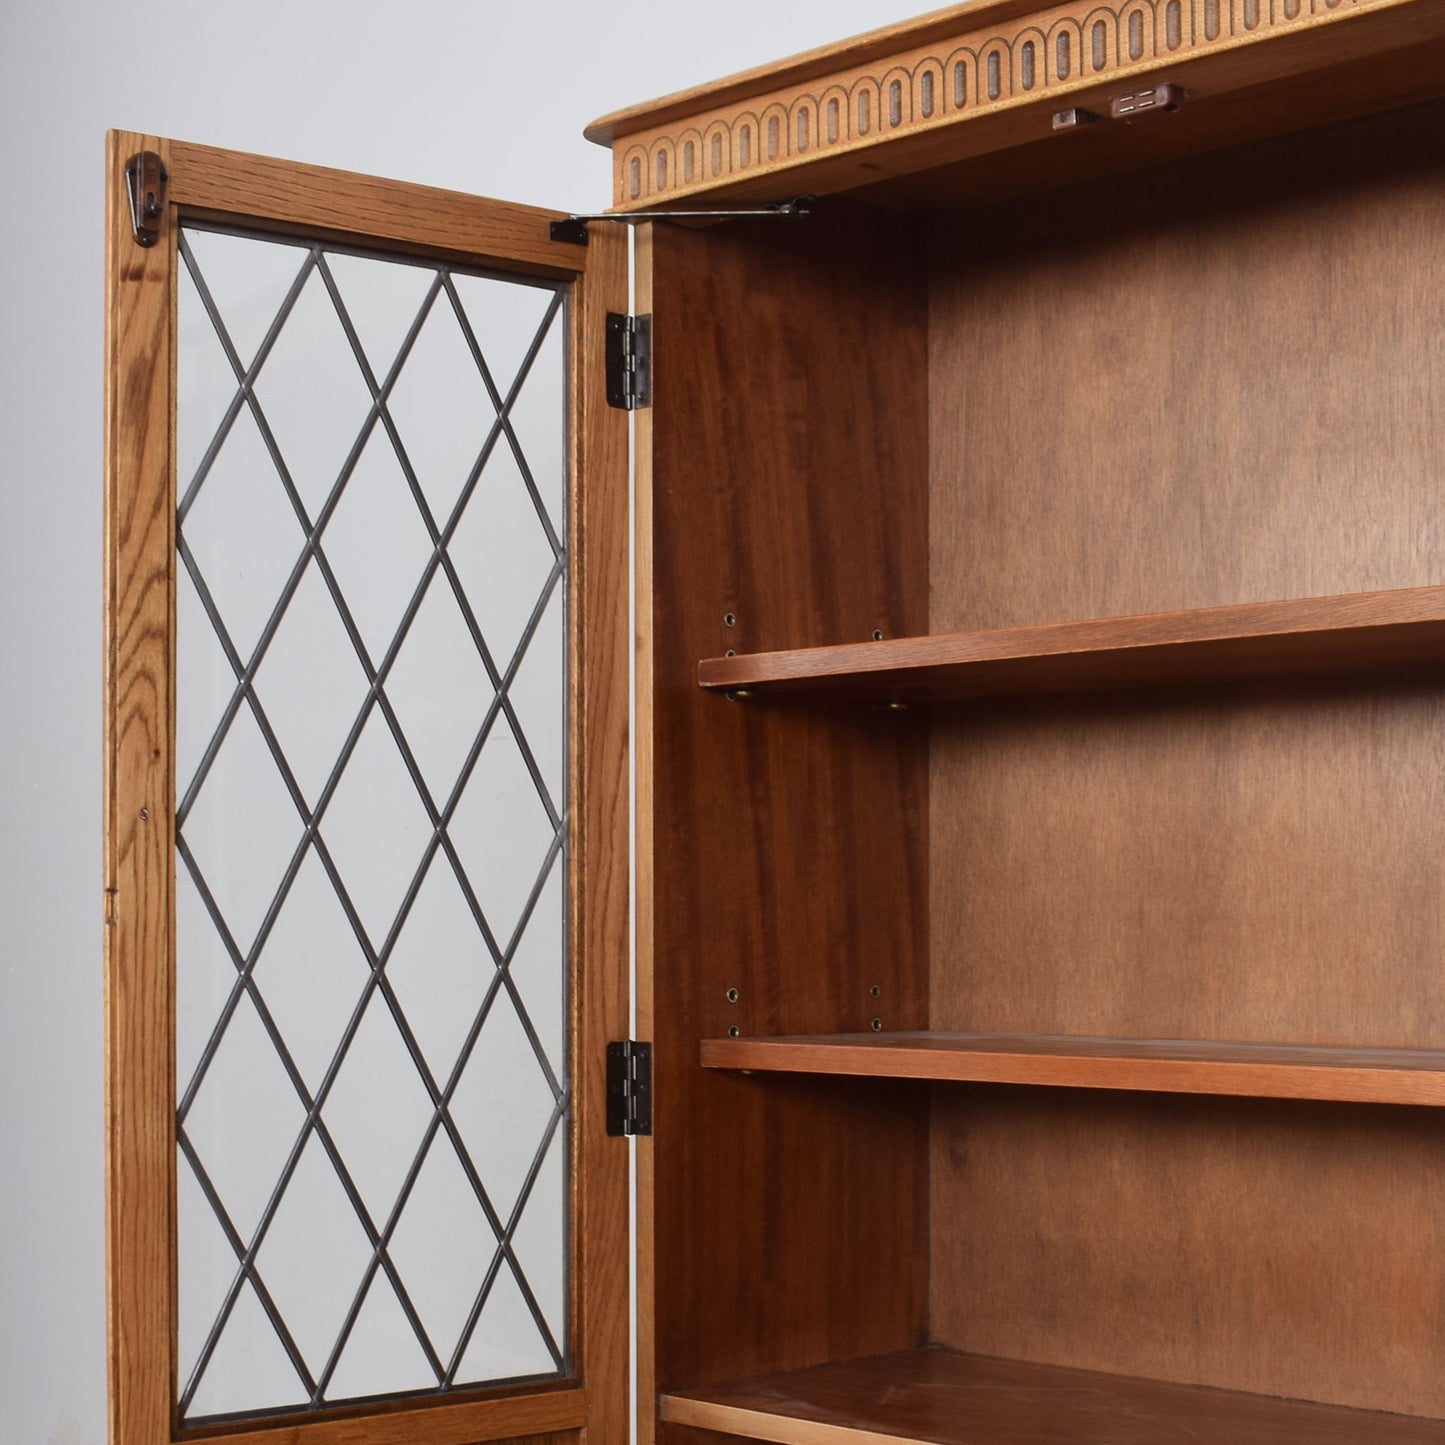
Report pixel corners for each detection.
[103,131,629,1445]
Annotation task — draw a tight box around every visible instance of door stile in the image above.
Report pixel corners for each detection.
[629,223,658,1445]
[104,131,628,1445]
[569,220,631,1445]
[104,127,180,1445]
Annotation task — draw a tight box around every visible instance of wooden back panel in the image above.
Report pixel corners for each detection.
[637,204,932,1418]
[930,1088,1445,1415]
[926,105,1445,1411]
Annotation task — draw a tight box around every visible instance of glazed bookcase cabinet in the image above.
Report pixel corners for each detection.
[103,0,1445,1443]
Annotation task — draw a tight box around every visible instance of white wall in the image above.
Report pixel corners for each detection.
[0,2,924,1442]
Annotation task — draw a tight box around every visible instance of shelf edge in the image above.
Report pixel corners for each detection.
[662,1394,918,1445]
[697,584,1445,699]
[700,1034,1445,1106]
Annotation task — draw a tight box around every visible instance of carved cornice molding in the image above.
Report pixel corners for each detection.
[605,0,1386,206]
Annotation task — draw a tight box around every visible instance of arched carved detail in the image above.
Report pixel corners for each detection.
[1119,1,1156,60]
[847,76,883,138]
[1192,0,1224,43]
[676,128,704,187]
[818,86,850,146]
[621,145,647,203]
[607,0,1372,202]
[733,113,759,170]
[1234,0,1263,30]
[1011,26,1049,91]
[787,96,819,156]
[979,39,1011,102]
[942,47,978,113]
[1045,17,1085,81]
[703,120,731,180]
[1083,7,1120,71]
[760,104,789,165]
[649,139,675,195]
[1160,0,1189,49]
[912,57,945,120]
[881,66,913,128]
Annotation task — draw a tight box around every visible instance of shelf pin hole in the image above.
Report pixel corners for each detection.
[871,1018,883,1032]
[869,985,881,998]
[724,612,736,627]
[872,628,884,641]
[728,1025,741,1038]
[726,987,739,1003]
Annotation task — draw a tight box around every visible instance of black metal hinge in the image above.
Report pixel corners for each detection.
[606,1040,652,1136]
[606,313,651,411]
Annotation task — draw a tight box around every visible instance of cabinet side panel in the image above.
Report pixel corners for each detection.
[926,104,1445,1414]
[638,205,931,1405]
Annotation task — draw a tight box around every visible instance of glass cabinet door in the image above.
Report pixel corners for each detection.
[104,134,628,1445]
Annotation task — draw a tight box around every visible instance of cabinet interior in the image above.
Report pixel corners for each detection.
[639,96,1445,1439]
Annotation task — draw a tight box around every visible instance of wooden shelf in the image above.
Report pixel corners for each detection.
[659,1348,1445,1445]
[697,584,1445,703]
[699,1031,1445,1107]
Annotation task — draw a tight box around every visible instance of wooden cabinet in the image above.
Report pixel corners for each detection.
[103,5,1445,1443]
[603,1,1445,1440]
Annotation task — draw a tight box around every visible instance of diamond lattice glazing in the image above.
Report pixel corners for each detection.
[173,224,569,1423]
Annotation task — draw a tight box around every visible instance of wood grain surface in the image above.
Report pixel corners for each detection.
[181,1399,587,1445]
[588,0,1445,215]
[854,41,1445,211]
[927,104,1445,633]
[660,1346,1445,1443]
[698,584,1445,700]
[569,220,632,1445]
[700,1031,1445,1106]
[106,134,625,1445]
[637,201,932,1425]
[923,105,1445,1415]
[105,128,178,1445]
[929,1091,1445,1417]
[584,0,1055,143]
[168,139,583,279]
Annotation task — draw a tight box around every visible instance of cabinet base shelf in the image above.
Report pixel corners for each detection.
[660,1348,1445,1445]
[699,1032,1445,1106]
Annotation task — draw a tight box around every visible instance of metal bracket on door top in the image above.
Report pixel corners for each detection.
[550,196,813,245]
[124,152,168,248]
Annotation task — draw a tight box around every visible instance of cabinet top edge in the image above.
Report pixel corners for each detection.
[583,0,1441,215]
[583,0,1032,145]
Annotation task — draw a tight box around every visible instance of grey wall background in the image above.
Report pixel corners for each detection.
[0,2,921,1442]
